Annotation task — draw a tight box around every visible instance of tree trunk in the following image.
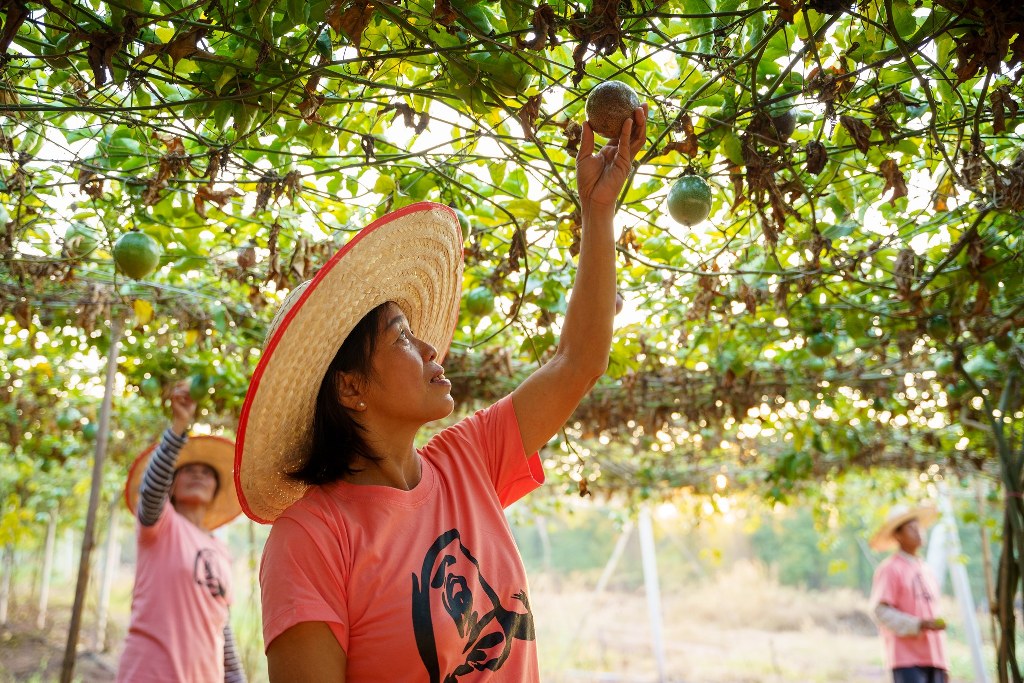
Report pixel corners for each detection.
[962,364,1024,683]
[61,316,122,683]
[37,510,57,630]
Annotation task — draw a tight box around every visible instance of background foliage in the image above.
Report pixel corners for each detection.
[1,0,1022,674]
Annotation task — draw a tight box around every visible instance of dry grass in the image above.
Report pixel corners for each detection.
[530,561,989,683]
[1,560,993,682]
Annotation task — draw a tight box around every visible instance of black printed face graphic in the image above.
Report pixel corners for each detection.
[193,547,226,600]
[412,529,534,682]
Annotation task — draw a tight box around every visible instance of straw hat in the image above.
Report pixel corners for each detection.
[869,504,939,551]
[124,435,241,530]
[235,202,464,523]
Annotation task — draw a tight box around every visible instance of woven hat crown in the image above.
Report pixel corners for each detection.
[234,203,464,523]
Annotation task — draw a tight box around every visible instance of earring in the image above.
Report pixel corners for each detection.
[357,401,366,410]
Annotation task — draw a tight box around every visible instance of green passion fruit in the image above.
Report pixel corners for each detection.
[113,231,162,279]
[666,176,713,226]
[807,332,836,358]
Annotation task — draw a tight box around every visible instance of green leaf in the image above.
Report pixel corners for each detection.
[821,221,856,241]
[505,198,541,221]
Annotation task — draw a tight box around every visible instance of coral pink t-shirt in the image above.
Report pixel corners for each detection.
[870,552,948,670]
[260,396,544,682]
[117,502,233,683]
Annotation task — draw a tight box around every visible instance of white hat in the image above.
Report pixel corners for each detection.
[234,202,463,523]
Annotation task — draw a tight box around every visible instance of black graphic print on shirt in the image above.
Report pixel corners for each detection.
[193,547,226,600]
[411,529,535,682]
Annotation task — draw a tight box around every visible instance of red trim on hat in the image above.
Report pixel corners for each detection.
[234,202,462,524]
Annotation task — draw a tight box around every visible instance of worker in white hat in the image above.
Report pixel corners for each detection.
[868,504,949,683]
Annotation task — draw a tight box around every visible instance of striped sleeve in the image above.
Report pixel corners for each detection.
[137,428,188,527]
[224,621,247,683]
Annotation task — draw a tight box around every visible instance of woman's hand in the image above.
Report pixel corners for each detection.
[169,380,197,435]
[576,104,648,210]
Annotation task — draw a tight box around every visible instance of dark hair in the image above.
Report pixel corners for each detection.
[289,302,389,485]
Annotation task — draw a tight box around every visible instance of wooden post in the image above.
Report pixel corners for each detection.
[61,316,122,683]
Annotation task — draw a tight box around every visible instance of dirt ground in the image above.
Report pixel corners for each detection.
[0,571,991,682]
[0,609,117,683]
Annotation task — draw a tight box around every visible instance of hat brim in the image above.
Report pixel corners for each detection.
[124,435,241,530]
[235,202,464,523]
[869,506,939,551]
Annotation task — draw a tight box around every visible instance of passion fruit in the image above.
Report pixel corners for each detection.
[56,407,82,430]
[807,332,836,358]
[453,209,472,240]
[189,373,211,402]
[993,332,1013,351]
[140,376,162,398]
[665,175,713,226]
[464,286,494,317]
[113,231,162,280]
[926,314,952,342]
[585,80,641,139]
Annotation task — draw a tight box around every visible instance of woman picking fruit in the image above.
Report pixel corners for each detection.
[119,381,247,682]
[233,103,648,681]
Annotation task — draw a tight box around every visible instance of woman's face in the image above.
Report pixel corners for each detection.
[359,302,454,425]
[171,462,218,507]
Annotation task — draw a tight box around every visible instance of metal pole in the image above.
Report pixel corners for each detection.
[37,510,57,630]
[936,482,990,683]
[95,499,120,651]
[638,507,667,683]
[60,316,122,683]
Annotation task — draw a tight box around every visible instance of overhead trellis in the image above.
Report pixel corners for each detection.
[2,0,1024,674]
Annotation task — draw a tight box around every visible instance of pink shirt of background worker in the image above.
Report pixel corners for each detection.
[870,551,948,671]
[117,501,234,683]
[260,396,544,682]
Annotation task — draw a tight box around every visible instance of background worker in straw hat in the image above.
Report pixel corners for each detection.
[234,104,647,682]
[868,504,949,683]
[118,380,247,683]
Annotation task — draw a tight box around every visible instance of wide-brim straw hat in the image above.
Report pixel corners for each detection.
[869,504,939,551]
[235,202,464,524]
[124,435,241,530]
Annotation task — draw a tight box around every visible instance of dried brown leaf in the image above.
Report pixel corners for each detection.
[660,115,698,157]
[194,184,241,218]
[518,95,542,139]
[840,115,872,153]
[879,158,908,205]
[326,1,374,48]
[805,141,828,175]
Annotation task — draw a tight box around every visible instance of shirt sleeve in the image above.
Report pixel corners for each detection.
[137,428,188,527]
[874,603,922,636]
[870,560,901,611]
[433,395,544,507]
[223,621,248,683]
[259,514,350,653]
